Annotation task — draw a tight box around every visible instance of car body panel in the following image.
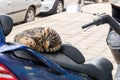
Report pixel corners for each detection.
[40,0,55,12]
[0,0,12,14]
[10,0,28,23]
[40,0,78,13]
[0,0,41,23]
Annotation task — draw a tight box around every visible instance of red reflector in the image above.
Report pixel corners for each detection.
[0,64,18,80]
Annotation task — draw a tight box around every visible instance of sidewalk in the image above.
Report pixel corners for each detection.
[7,3,117,76]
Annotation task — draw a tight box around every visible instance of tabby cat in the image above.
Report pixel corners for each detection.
[14,27,62,52]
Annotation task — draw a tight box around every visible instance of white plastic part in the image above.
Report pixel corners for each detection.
[66,4,81,13]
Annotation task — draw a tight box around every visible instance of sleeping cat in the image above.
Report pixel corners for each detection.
[14,27,62,52]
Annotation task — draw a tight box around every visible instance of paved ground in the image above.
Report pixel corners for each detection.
[7,3,117,78]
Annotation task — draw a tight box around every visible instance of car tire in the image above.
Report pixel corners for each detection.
[53,0,63,14]
[94,0,103,3]
[25,7,35,22]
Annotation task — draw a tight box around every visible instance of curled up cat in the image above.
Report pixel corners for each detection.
[14,27,62,53]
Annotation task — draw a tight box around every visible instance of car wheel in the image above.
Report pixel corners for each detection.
[25,7,35,22]
[54,0,63,14]
[94,0,103,3]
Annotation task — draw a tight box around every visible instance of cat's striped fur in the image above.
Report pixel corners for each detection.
[14,27,62,52]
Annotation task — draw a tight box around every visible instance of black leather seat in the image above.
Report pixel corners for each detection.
[0,14,113,80]
[43,44,113,80]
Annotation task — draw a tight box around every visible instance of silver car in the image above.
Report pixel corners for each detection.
[0,0,41,23]
[40,0,79,14]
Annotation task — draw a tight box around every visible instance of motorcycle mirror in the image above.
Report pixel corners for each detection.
[66,4,81,13]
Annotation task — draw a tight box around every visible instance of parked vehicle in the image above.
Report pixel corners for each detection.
[81,0,120,79]
[1,0,120,80]
[0,14,90,80]
[86,0,104,3]
[0,14,114,80]
[40,0,79,14]
[81,0,109,4]
[0,0,41,23]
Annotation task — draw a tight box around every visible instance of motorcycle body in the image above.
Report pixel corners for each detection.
[106,3,120,80]
[0,15,89,80]
[1,2,120,80]
[0,11,113,80]
[0,13,113,80]
[81,3,120,79]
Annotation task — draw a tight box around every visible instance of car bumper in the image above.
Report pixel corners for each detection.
[40,1,55,12]
[35,3,42,15]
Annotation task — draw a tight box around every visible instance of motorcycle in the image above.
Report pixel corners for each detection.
[0,1,119,80]
[81,2,120,80]
[0,14,113,80]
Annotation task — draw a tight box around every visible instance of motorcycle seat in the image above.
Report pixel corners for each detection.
[43,44,113,80]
